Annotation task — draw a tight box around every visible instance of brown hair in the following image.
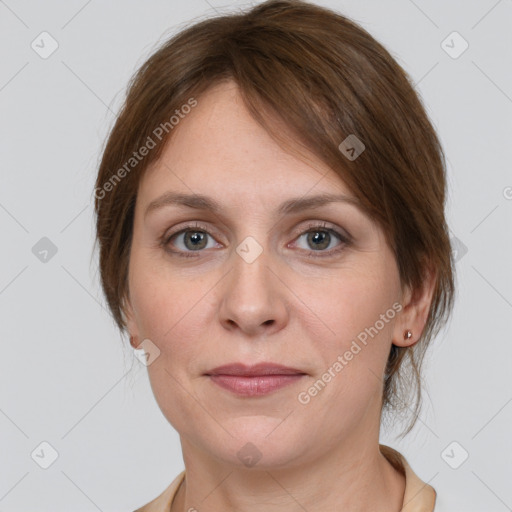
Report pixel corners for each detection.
[93,0,455,436]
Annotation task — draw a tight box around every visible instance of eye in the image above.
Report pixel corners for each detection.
[291,222,350,257]
[162,222,220,257]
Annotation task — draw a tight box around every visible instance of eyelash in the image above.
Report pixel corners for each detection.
[160,221,351,259]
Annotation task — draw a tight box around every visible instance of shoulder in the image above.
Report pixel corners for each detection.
[379,444,437,512]
[132,470,185,512]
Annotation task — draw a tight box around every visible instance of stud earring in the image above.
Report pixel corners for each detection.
[403,329,413,340]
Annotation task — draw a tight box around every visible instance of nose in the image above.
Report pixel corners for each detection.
[218,240,290,337]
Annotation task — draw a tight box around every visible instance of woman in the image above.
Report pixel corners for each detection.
[93,1,455,510]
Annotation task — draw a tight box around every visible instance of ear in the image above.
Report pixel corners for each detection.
[122,294,140,349]
[392,262,437,348]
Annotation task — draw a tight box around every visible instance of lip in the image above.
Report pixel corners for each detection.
[205,363,307,397]
[205,362,306,377]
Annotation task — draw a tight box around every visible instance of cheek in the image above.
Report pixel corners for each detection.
[293,264,399,347]
[129,261,216,384]
[129,254,200,339]
[130,268,210,430]
[290,262,400,415]
[295,274,398,423]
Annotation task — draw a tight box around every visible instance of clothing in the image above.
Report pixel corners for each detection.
[133,444,437,512]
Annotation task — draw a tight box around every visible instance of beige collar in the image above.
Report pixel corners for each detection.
[379,444,437,511]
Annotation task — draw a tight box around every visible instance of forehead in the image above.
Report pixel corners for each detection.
[137,81,351,208]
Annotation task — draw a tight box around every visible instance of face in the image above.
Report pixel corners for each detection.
[125,80,415,469]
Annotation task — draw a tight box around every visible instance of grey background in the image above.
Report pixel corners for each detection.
[1,0,511,510]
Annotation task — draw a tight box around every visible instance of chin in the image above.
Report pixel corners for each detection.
[206,419,310,469]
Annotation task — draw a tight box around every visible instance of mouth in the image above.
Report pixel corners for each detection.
[205,362,306,377]
[204,362,307,397]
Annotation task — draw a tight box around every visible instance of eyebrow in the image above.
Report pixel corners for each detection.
[144,191,363,219]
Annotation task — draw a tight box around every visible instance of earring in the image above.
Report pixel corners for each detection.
[403,329,413,340]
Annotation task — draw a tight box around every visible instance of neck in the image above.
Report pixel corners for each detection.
[171,439,405,512]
